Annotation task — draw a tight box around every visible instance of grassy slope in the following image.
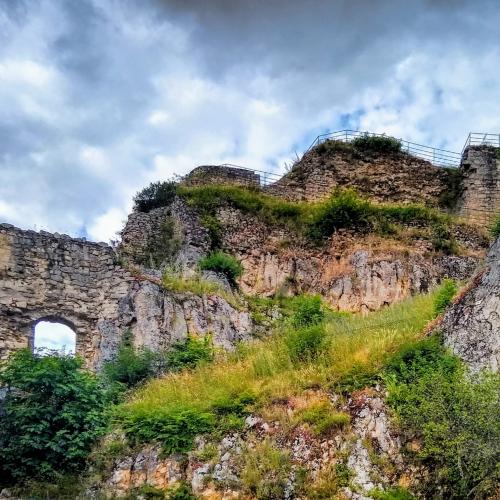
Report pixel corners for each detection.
[116,292,437,440]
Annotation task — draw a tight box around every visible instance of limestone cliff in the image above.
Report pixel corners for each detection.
[441,236,500,372]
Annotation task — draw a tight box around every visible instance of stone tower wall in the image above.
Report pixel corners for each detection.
[457,146,500,225]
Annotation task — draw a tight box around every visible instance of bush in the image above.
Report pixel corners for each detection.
[431,224,458,254]
[120,406,214,454]
[433,279,458,316]
[308,189,374,240]
[290,294,325,327]
[164,336,213,372]
[166,482,196,500]
[490,215,500,239]
[352,134,402,154]
[0,350,108,483]
[103,330,157,388]
[298,401,350,435]
[198,251,243,286]
[385,338,500,498]
[241,440,292,500]
[371,487,415,500]
[134,181,177,212]
[285,324,327,362]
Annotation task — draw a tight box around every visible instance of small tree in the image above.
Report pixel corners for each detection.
[133,181,177,212]
[0,349,108,483]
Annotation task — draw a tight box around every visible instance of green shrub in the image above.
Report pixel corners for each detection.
[103,330,157,388]
[285,324,327,362]
[308,189,374,240]
[433,279,458,316]
[290,294,325,327]
[198,251,243,285]
[166,482,196,500]
[200,214,223,250]
[431,224,458,254]
[0,350,108,483]
[119,406,214,454]
[299,401,350,435]
[241,440,292,500]
[305,461,353,498]
[490,215,500,239]
[134,181,177,212]
[352,134,402,154]
[165,336,213,372]
[385,337,500,498]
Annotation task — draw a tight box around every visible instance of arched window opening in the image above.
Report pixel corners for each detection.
[33,320,76,355]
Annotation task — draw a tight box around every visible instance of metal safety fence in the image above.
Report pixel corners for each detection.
[305,129,462,168]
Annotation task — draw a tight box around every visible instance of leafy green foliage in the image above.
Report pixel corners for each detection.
[385,337,500,498]
[285,324,327,362]
[134,181,177,212]
[198,251,243,285]
[290,294,325,327]
[241,440,292,500]
[103,330,157,388]
[166,482,196,500]
[118,406,214,454]
[351,134,402,154]
[164,336,213,372]
[0,350,108,483]
[490,215,500,239]
[433,278,458,316]
[307,189,374,239]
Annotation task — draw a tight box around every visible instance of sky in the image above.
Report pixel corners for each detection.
[34,321,76,354]
[1,0,499,242]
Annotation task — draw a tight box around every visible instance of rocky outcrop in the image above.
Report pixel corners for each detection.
[265,146,452,205]
[441,237,500,372]
[119,197,210,274]
[101,389,418,499]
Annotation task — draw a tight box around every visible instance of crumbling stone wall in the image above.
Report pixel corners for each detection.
[264,148,451,205]
[456,145,500,225]
[119,197,210,273]
[0,223,252,370]
[182,165,260,188]
[0,223,134,368]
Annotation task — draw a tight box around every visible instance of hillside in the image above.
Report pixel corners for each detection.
[0,136,499,499]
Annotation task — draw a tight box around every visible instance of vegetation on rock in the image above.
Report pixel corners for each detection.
[134,180,177,212]
[198,250,244,286]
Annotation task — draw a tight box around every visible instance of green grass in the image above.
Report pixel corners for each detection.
[162,271,244,309]
[114,291,438,452]
[178,184,458,251]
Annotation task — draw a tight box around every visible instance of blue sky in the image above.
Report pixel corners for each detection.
[1,0,499,242]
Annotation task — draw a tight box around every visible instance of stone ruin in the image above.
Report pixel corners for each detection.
[0,143,498,369]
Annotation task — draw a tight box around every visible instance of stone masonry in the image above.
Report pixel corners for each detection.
[456,145,500,225]
[0,223,252,370]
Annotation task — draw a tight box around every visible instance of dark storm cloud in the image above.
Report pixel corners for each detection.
[0,0,499,240]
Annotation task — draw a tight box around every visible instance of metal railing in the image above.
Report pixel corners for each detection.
[305,129,462,168]
[462,132,500,154]
[217,164,282,187]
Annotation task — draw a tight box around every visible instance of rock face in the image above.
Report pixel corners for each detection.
[218,206,481,312]
[119,197,211,273]
[441,236,500,372]
[101,390,416,499]
[0,224,252,369]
